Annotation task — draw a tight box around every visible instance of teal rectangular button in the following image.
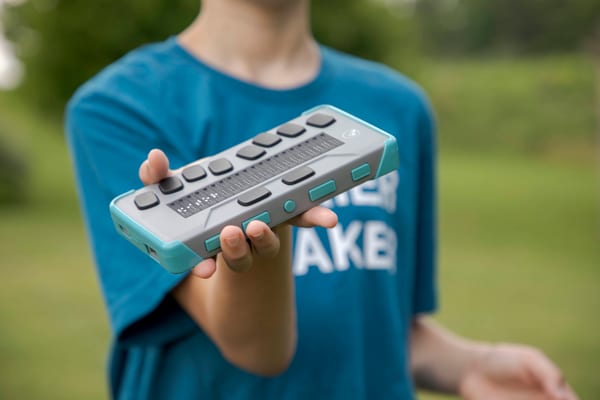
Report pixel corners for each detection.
[351,163,371,181]
[309,180,337,202]
[205,234,221,252]
[242,211,271,232]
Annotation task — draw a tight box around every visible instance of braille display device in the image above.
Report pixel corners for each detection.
[110,105,400,274]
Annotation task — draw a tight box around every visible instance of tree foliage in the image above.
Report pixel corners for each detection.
[416,0,600,55]
[4,0,199,112]
[3,0,418,113]
[5,0,598,113]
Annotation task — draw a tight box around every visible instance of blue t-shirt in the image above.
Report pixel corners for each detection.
[66,37,437,400]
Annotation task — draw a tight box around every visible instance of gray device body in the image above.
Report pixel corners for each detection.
[110,105,399,274]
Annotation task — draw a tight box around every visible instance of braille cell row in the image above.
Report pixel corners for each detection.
[167,133,343,218]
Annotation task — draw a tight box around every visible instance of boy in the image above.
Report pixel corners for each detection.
[67,0,576,398]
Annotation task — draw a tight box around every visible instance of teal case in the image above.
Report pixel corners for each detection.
[110,105,399,274]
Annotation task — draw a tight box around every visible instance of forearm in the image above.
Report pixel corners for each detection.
[173,225,296,376]
[410,317,491,394]
[211,225,296,372]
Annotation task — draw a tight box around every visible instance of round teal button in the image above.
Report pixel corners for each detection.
[283,200,296,213]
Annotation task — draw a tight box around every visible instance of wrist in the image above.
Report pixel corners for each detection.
[458,341,496,396]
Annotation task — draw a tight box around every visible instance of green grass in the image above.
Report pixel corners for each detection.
[420,152,599,400]
[0,91,110,400]
[418,55,597,158]
[0,54,598,399]
[0,210,109,399]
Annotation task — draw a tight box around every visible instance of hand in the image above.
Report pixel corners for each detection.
[138,149,338,279]
[459,343,578,400]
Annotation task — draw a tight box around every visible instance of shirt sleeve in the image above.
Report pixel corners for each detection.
[65,74,192,344]
[412,94,438,315]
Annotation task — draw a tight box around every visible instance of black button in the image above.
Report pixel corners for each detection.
[159,176,184,194]
[134,191,160,210]
[282,166,315,185]
[277,123,306,138]
[237,145,266,161]
[306,113,335,128]
[209,158,233,175]
[253,132,281,148]
[238,186,272,206]
[182,164,207,182]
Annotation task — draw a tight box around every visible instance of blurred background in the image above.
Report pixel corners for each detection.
[0,0,598,399]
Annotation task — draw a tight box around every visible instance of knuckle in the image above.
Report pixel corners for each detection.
[256,243,279,259]
[222,247,245,262]
[254,233,280,257]
[225,255,252,272]
[222,244,249,263]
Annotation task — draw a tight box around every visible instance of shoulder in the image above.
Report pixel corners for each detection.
[65,39,196,149]
[66,39,183,124]
[323,47,432,116]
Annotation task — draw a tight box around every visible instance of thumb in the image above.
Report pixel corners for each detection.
[139,148,170,185]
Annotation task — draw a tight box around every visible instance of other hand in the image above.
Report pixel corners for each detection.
[459,343,578,400]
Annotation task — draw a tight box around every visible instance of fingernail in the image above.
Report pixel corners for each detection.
[225,235,241,247]
[250,230,264,241]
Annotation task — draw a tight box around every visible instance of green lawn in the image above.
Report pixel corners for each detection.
[0,87,110,400]
[0,54,598,399]
[420,152,599,400]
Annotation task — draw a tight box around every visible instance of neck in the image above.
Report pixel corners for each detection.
[178,0,319,88]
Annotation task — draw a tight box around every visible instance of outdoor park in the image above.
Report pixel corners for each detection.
[0,1,598,399]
